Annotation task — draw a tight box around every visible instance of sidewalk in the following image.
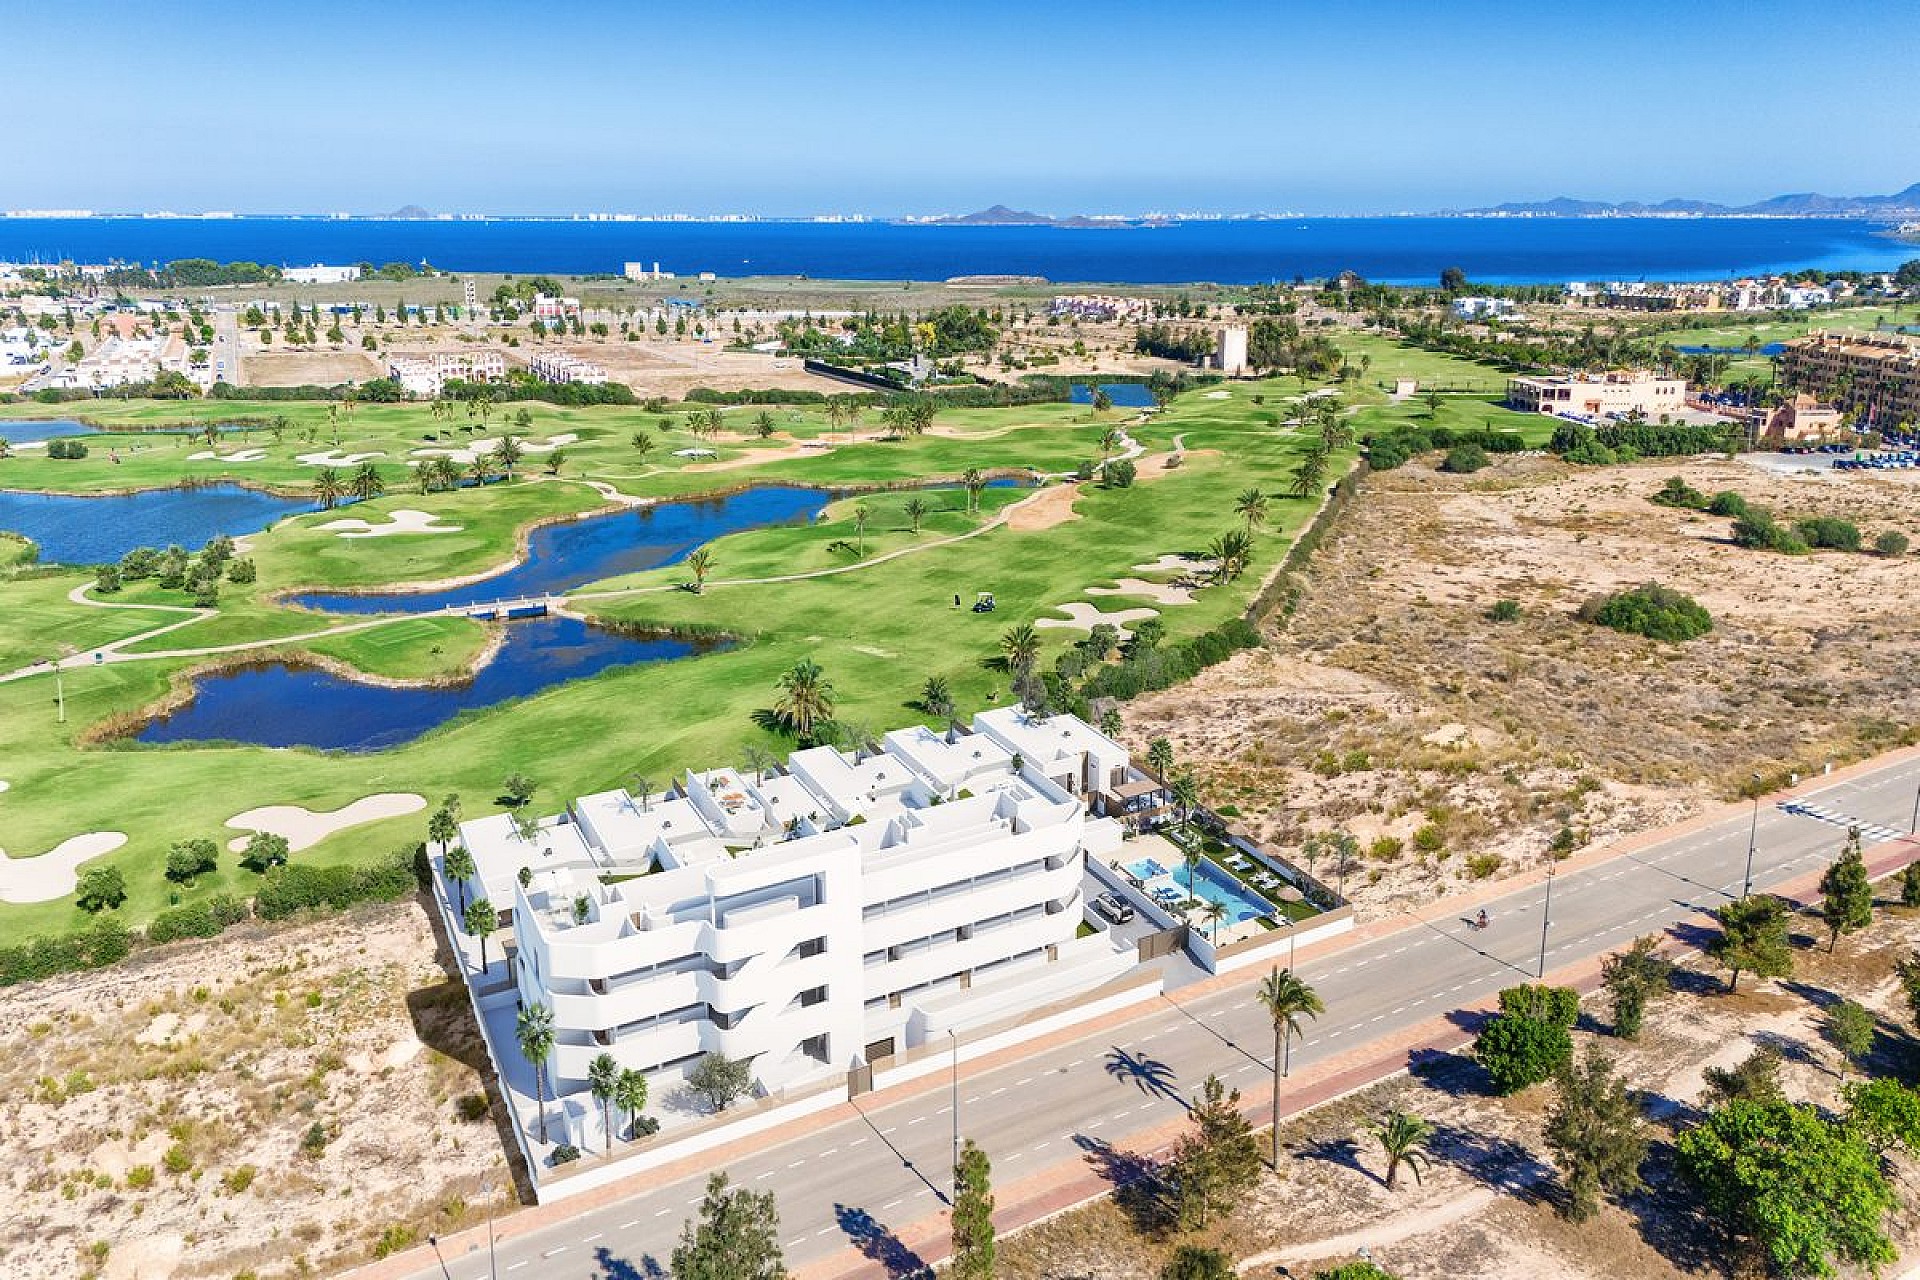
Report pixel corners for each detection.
[360,744,1920,1280]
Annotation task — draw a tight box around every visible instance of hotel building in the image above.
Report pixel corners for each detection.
[1507,370,1686,419]
[528,351,609,386]
[1778,330,1920,426]
[387,350,506,398]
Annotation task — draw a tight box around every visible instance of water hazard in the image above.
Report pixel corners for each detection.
[0,483,319,564]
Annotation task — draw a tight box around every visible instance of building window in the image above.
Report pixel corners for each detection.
[799,985,827,1008]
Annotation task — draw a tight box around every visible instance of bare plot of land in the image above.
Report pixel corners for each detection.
[240,350,383,387]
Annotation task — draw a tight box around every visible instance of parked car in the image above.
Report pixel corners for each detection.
[1094,893,1135,925]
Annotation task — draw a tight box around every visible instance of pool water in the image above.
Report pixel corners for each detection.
[1169,858,1276,924]
[1123,857,1169,881]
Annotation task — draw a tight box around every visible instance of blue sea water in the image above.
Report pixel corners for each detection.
[0,217,1909,285]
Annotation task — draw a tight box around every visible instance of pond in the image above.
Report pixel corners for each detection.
[0,483,320,564]
[290,484,832,614]
[1069,383,1156,408]
[0,419,98,445]
[135,615,724,752]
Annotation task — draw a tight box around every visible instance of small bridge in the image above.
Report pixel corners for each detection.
[458,595,555,621]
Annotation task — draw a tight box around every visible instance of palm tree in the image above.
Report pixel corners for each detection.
[630,429,655,461]
[349,461,384,501]
[588,1052,621,1156]
[432,457,461,492]
[312,466,343,510]
[1257,967,1326,1169]
[1288,446,1330,499]
[1099,428,1124,459]
[962,468,988,515]
[441,834,474,912]
[1234,487,1269,530]
[463,896,495,973]
[493,434,524,477]
[921,673,953,718]
[1183,847,1203,908]
[1207,528,1254,583]
[852,503,872,557]
[1169,771,1199,824]
[467,457,490,489]
[1202,897,1230,944]
[685,547,715,593]
[1370,1110,1434,1190]
[613,1068,649,1142]
[773,659,836,745]
[825,397,848,437]
[904,495,929,534]
[742,744,775,784]
[752,410,777,439]
[1000,622,1040,685]
[516,1002,556,1144]
[1147,737,1175,780]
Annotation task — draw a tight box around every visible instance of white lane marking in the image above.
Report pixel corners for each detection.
[582,1233,602,1243]
[789,1158,807,1167]
[756,1170,777,1180]
[542,1247,567,1258]
[850,1137,867,1147]
[507,1263,528,1273]
[618,1220,639,1230]
[884,1198,903,1210]
[654,1207,671,1217]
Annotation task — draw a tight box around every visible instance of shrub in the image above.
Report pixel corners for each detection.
[1101,458,1136,488]
[1466,852,1504,879]
[164,837,219,884]
[455,1093,490,1123]
[226,557,257,583]
[146,895,248,945]
[372,1225,418,1259]
[1440,442,1488,473]
[253,844,420,919]
[1652,476,1709,509]
[74,866,126,913]
[0,918,130,986]
[1485,598,1521,622]
[47,438,89,459]
[1578,582,1712,643]
[1875,530,1910,558]
[162,1143,192,1175]
[1796,516,1861,552]
[125,1165,155,1190]
[1412,824,1445,853]
[551,1143,582,1165]
[1707,490,1750,517]
[1731,507,1807,553]
[220,1164,256,1195]
[299,1122,329,1159]
[1475,1004,1575,1094]
[1368,836,1404,861]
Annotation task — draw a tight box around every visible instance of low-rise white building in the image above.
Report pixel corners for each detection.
[445,708,1137,1149]
[1450,296,1522,321]
[532,293,581,323]
[387,350,506,397]
[528,351,608,385]
[1507,370,1686,419]
[282,263,362,285]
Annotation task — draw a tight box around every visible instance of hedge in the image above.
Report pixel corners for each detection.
[253,843,423,920]
[1078,617,1261,703]
[0,918,131,987]
[146,895,249,944]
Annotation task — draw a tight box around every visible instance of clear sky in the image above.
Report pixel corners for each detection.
[9,0,1915,215]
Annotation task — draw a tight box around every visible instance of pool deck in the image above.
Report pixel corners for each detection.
[1121,833,1277,946]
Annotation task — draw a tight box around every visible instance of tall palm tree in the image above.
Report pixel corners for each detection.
[441,833,474,912]
[1257,967,1325,1169]
[1147,737,1175,779]
[961,467,987,515]
[774,659,836,745]
[432,457,461,492]
[999,622,1040,685]
[825,397,847,436]
[685,547,715,593]
[464,896,495,973]
[312,466,343,510]
[588,1052,621,1156]
[1288,446,1330,499]
[1202,897,1230,944]
[1370,1110,1433,1190]
[516,1002,557,1144]
[467,457,490,489]
[630,429,655,461]
[1234,487,1269,530]
[493,434,524,477]
[904,495,929,534]
[921,673,953,719]
[752,410,777,439]
[613,1068,649,1142]
[852,503,872,557]
[349,461,384,501]
[1183,847,1203,908]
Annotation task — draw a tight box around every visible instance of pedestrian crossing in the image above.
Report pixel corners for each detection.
[1779,800,1905,845]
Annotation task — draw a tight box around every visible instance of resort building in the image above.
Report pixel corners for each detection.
[282,263,361,285]
[1507,370,1687,419]
[1750,393,1845,445]
[1450,296,1523,321]
[446,708,1152,1145]
[1778,330,1920,427]
[528,351,609,385]
[532,293,581,323]
[387,350,507,398]
[1048,294,1152,323]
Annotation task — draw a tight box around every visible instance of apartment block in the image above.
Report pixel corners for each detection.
[528,351,608,385]
[387,350,507,397]
[1778,330,1920,426]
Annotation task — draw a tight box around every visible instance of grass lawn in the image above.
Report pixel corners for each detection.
[0,378,1344,942]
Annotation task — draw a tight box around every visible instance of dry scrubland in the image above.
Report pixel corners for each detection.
[0,901,505,1280]
[1128,456,1920,913]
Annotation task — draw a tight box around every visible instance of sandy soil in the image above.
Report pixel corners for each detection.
[408,434,577,466]
[1037,602,1160,635]
[998,907,1920,1280]
[239,350,383,388]
[1122,456,1920,914]
[223,794,426,854]
[1006,484,1084,532]
[186,448,267,463]
[0,833,128,904]
[314,510,463,538]
[0,901,505,1280]
[1086,577,1197,606]
[294,450,386,467]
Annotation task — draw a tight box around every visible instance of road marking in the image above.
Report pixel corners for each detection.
[850,1137,867,1147]
[1034,1140,1050,1150]
[787,1237,807,1249]
[991,1087,1007,1096]
[542,1247,567,1258]
[789,1158,807,1167]
[618,1220,639,1230]
[655,1207,672,1217]
[1017,1076,1033,1086]
[908,1116,926,1126]
[821,1147,838,1157]
[884,1198,903,1210]
[582,1233,602,1243]
[507,1263,528,1273]
[756,1170,777,1180]
[816,1226,836,1237]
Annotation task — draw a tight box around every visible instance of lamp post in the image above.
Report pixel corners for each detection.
[948,1029,960,1190]
[1744,772,1763,899]
[1910,772,1919,835]
[1537,856,1556,980]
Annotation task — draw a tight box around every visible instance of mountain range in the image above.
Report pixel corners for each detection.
[908,204,1155,228]
[1450,183,1920,218]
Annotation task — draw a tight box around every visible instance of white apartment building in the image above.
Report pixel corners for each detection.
[387,350,506,397]
[528,351,608,385]
[282,263,362,285]
[1450,296,1522,321]
[446,708,1136,1148]
[1507,370,1687,419]
[532,293,581,322]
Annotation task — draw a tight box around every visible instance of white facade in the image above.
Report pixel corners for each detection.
[528,351,608,385]
[532,294,581,322]
[447,709,1133,1116]
[1215,324,1249,376]
[387,350,506,397]
[1450,296,1521,321]
[283,263,362,285]
[1508,370,1687,419]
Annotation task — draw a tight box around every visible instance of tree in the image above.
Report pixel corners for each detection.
[1101,457,1137,488]
[1843,1077,1920,1157]
[502,773,537,807]
[1167,1074,1264,1230]
[1234,486,1269,529]
[588,1052,621,1156]
[771,659,836,745]
[631,429,656,461]
[1600,935,1672,1039]
[1702,1046,1784,1109]
[1257,966,1325,1168]
[1709,895,1793,993]
[851,503,872,557]
[1817,829,1874,952]
[614,1067,650,1142]
[687,1052,754,1113]
[685,547,715,594]
[1897,951,1920,1027]
[164,838,219,885]
[1475,985,1578,1095]
[1314,1266,1401,1280]
[1826,1000,1875,1077]
[961,467,987,514]
[904,495,929,534]
[752,411,777,439]
[1147,737,1175,779]
[240,831,290,873]
[1000,622,1040,687]
[463,897,496,972]
[1289,446,1329,498]
[670,1172,788,1280]
[1902,861,1920,908]
[1161,1246,1234,1280]
[312,466,343,510]
[1201,897,1230,943]
[1677,1099,1895,1278]
[349,461,385,501]
[493,435,525,477]
[1370,1110,1433,1190]
[75,866,126,913]
[516,1002,556,1144]
[1440,265,1469,293]
[435,816,467,894]
[1544,1049,1647,1221]
[1874,530,1909,558]
[950,1139,995,1280]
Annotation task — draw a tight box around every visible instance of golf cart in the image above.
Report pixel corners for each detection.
[972,592,996,613]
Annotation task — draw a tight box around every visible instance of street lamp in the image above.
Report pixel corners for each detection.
[948,1029,960,1190]
[1744,772,1763,899]
[1537,856,1556,980]
[1909,772,1919,835]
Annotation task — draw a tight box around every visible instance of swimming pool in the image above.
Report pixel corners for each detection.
[1170,858,1277,924]
[1123,856,1169,881]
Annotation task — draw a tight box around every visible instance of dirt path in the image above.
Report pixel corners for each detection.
[1238,1189,1502,1272]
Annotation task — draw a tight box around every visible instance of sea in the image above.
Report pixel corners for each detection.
[0,217,1911,286]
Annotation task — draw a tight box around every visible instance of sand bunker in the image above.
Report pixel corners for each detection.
[1086,576,1198,606]
[0,832,128,904]
[1035,602,1159,635]
[225,793,426,853]
[316,509,464,538]
[1133,554,1216,576]
[187,448,268,462]
[296,450,386,466]
[1005,485,1082,532]
[409,433,578,466]
[1204,390,1231,399]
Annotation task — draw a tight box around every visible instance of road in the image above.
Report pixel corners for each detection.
[408,758,1920,1280]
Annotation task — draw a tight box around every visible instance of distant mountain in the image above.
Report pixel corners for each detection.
[911,204,1146,229]
[382,204,433,220]
[1451,182,1920,218]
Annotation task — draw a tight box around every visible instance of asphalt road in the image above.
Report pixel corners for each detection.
[412,758,1920,1280]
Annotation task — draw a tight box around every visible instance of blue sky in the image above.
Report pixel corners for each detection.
[10,0,1915,214]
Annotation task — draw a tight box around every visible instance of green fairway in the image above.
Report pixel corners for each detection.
[0,380,1345,942]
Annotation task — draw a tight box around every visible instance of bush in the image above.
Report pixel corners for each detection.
[299,1122,329,1159]
[1707,490,1750,518]
[125,1165,155,1190]
[1440,442,1488,474]
[253,844,421,919]
[1795,516,1861,552]
[74,866,126,913]
[1485,598,1521,622]
[1578,582,1712,643]
[1475,1007,1574,1094]
[226,557,257,584]
[1652,476,1709,509]
[164,838,219,884]
[1101,458,1137,488]
[46,438,89,459]
[1412,824,1446,853]
[455,1092,490,1122]
[1466,852,1504,879]
[1730,507,1807,553]
[1162,1246,1235,1280]
[372,1225,418,1259]
[146,895,248,944]
[0,918,130,986]
[551,1143,582,1165]
[1875,530,1910,558]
